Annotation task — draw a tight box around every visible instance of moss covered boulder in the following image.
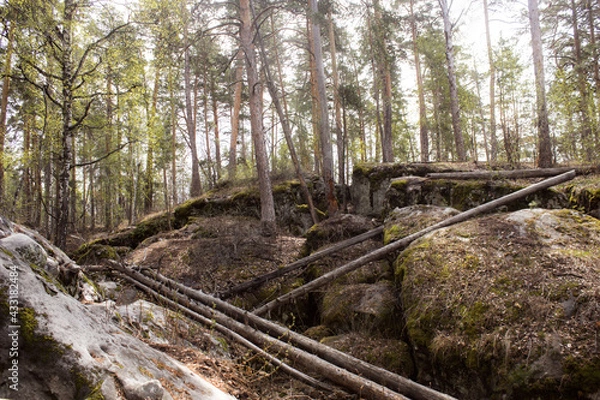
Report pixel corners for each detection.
[351,162,473,216]
[320,281,400,335]
[387,177,568,213]
[321,332,415,377]
[383,205,460,244]
[397,208,600,399]
[562,175,600,218]
[302,213,377,255]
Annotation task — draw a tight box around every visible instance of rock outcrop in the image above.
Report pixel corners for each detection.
[397,208,600,398]
[0,217,235,400]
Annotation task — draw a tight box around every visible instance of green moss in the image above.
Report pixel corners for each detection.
[383,224,404,245]
[19,307,67,363]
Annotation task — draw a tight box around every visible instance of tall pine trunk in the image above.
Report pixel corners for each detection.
[240,0,276,235]
[228,50,244,180]
[309,0,338,216]
[0,21,15,210]
[571,0,593,161]
[185,25,202,197]
[528,0,553,167]
[483,0,498,162]
[439,0,466,161]
[410,0,428,162]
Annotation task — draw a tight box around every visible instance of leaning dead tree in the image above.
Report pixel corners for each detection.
[110,262,417,400]
[109,262,456,400]
[149,269,455,400]
[219,226,384,299]
[253,170,576,316]
[425,166,580,180]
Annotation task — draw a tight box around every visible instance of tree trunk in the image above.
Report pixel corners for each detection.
[439,0,466,162]
[372,0,394,163]
[328,10,345,183]
[253,10,318,225]
[185,25,202,197]
[570,0,593,162]
[528,0,553,167]
[240,0,276,235]
[0,21,15,210]
[426,166,578,180]
[309,0,338,216]
[410,0,429,163]
[483,0,498,162]
[254,170,576,316]
[55,0,77,248]
[228,50,244,181]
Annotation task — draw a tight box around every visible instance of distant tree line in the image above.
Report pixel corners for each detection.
[0,0,597,245]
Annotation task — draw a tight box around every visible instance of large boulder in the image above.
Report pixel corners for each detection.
[0,218,235,400]
[397,208,600,399]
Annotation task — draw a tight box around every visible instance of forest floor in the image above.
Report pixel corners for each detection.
[85,214,359,400]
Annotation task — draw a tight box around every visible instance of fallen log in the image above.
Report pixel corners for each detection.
[218,226,384,299]
[253,169,576,316]
[116,272,334,393]
[425,166,575,180]
[111,262,409,400]
[142,268,458,400]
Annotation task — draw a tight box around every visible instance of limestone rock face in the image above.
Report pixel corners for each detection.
[0,219,235,400]
[397,208,600,399]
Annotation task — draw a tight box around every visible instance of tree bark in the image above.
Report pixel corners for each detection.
[438,0,466,162]
[254,170,576,316]
[309,0,338,217]
[240,0,276,235]
[55,0,77,248]
[528,0,553,167]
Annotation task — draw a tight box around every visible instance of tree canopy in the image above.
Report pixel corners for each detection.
[0,0,597,244]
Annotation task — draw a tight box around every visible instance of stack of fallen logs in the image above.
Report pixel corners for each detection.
[109,169,575,400]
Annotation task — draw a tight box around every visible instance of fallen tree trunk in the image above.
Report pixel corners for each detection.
[116,272,334,393]
[111,262,409,400]
[141,268,458,400]
[253,169,576,316]
[219,226,384,299]
[425,166,575,180]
